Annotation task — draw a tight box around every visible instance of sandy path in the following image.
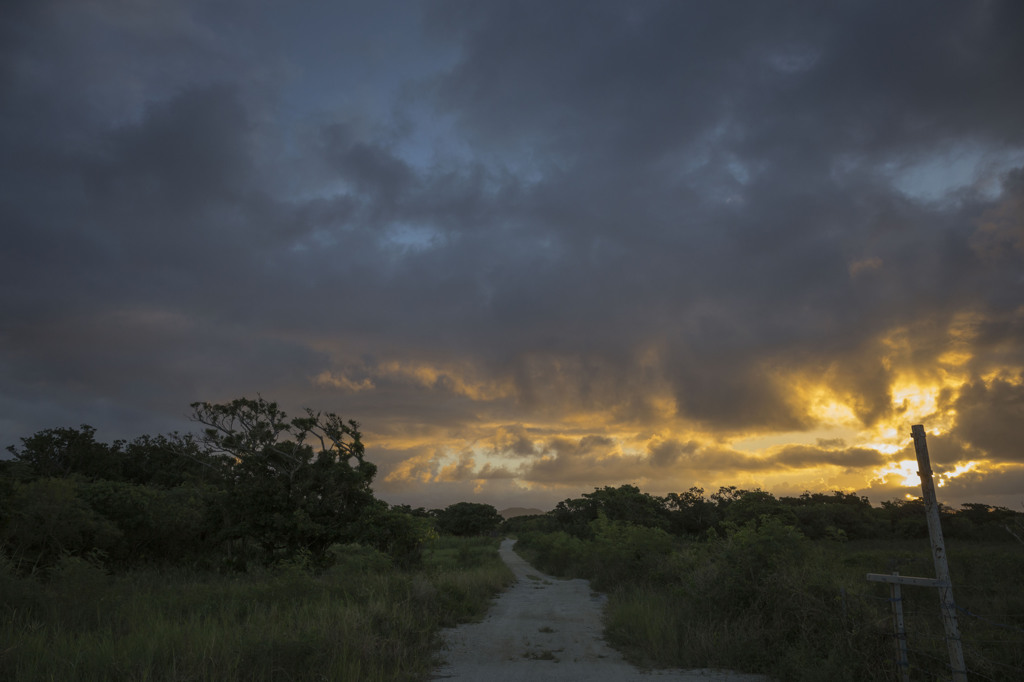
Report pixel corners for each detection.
[431,538,770,681]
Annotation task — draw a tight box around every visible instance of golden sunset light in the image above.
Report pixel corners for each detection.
[2,0,1022,516]
[300,299,1011,511]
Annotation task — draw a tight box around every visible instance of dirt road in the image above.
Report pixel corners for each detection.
[432,538,770,681]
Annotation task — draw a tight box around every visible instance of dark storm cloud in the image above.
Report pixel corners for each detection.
[648,438,699,469]
[771,445,887,471]
[0,2,316,440]
[937,468,1024,505]
[411,0,1024,432]
[2,0,1023,507]
[517,437,776,487]
[952,375,1024,463]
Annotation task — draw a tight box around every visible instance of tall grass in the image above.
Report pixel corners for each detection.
[600,542,895,681]
[0,537,513,681]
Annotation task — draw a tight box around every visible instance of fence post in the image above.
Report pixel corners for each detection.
[889,572,910,682]
[911,424,967,682]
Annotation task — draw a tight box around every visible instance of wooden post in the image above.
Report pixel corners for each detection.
[868,572,939,681]
[890,574,910,682]
[911,424,967,682]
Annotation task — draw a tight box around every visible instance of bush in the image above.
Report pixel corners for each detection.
[2,478,122,570]
[514,530,591,577]
[325,543,394,576]
[78,479,219,567]
[603,519,894,680]
[433,502,503,537]
[349,506,436,568]
[710,516,809,610]
[589,516,675,589]
[518,516,677,589]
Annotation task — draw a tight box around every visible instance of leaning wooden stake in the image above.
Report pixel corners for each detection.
[911,424,967,682]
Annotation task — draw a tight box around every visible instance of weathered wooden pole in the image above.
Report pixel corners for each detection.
[911,424,967,682]
[889,572,910,682]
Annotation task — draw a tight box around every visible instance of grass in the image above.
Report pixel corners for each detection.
[517,525,1024,681]
[0,536,513,681]
[603,539,1024,681]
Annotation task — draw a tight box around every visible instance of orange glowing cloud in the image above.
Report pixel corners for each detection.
[311,308,1023,510]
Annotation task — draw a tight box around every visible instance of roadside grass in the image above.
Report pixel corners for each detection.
[517,526,1024,681]
[600,542,894,681]
[0,536,513,681]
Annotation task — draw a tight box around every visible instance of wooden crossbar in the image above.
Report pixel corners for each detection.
[866,573,945,588]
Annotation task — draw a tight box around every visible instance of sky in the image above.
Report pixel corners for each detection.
[2,0,1024,512]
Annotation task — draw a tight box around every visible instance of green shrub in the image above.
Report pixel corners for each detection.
[326,543,394,576]
[588,516,675,589]
[514,530,591,576]
[349,506,436,568]
[2,478,122,569]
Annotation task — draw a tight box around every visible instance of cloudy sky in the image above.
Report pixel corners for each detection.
[3,0,1024,511]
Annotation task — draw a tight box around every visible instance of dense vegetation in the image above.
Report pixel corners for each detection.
[508,485,1024,681]
[0,397,512,680]
[4,402,1022,680]
[1,397,430,572]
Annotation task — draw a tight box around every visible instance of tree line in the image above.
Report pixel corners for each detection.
[0,397,503,574]
[502,483,1022,543]
[4,396,1017,576]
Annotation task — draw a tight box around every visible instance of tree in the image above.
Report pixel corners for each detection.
[433,502,503,536]
[122,433,223,488]
[665,486,719,535]
[880,497,933,539]
[5,426,225,488]
[6,425,125,480]
[721,489,796,529]
[0,397,401,571]
[348,503,436,567]
[551,485,669,537]
[781,491,882,540]
[188,396,376,561]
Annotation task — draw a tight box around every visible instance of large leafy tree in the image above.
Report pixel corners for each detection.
[188,396,376,560]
